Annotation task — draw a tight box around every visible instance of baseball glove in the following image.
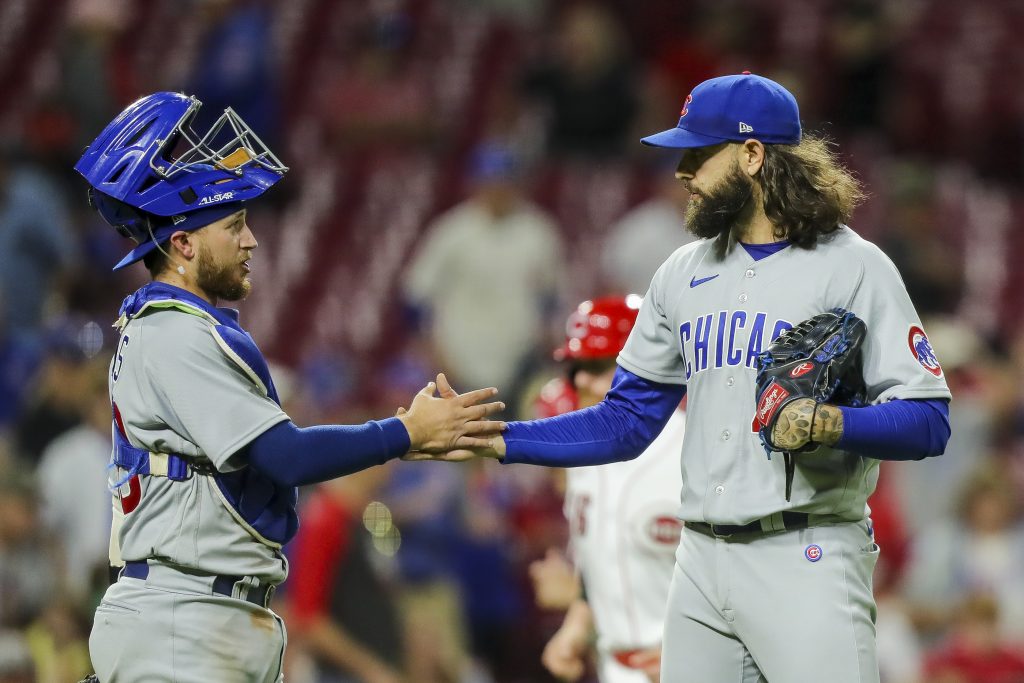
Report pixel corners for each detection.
[753,308,867,497]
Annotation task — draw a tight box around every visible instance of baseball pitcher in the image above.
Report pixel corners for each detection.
[431,74,952,683]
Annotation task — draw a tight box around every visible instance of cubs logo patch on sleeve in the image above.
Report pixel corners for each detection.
[908,325,942,377]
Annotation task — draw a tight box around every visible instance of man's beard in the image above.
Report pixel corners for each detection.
[685,163,756,258]
[195,244,250,302]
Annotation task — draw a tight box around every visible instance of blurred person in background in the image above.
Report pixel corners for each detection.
[189,0,280,149]
[923,593,1024,683]
[0,292,44,430]
[599,155,692,295]
[0,631,33,683]
[403,142,564,413]
[867,467,923,683]
[529,295,685,683]
[521,3,639,160]
[0,470,59,630]
[385,460,474,683]
[322,1,438,151]
[0,145,78,336]
[13,319,103,464]
[58,0,126,152]
[36,356,112,601]
[902,460,1024,642]
[822,1,894,134]
[286,466,405,683]
[452,459,538,683]
[877,162,964,317]
[23,600,92,683]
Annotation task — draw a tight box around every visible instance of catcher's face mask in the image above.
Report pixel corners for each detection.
[75,92,287,269]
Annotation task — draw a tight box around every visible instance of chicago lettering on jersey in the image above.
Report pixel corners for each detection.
[678,310,792,380]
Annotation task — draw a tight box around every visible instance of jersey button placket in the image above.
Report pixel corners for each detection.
[715,485,725,495]
[726,377,735,387]
[721,429,731,441]
[745,269,755,279]
[738,293,748,303]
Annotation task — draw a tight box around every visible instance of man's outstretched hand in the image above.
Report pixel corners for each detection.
[397,373,507,460]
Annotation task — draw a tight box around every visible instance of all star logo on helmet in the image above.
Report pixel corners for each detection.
[198,191,235,206]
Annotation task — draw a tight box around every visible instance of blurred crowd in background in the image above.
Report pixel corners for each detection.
[1,0,1023,681]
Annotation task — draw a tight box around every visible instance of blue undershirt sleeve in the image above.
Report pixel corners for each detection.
[502,367,686,467]
[837,398,950,461]
[245,417,410,487]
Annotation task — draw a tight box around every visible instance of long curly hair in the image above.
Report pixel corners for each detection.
[758,134,866,248]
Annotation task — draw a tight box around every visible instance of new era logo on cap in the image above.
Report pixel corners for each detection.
[641,72,801,149]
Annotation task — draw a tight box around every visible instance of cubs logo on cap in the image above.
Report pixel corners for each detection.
[641,72,801,149]
[908,325,942,377]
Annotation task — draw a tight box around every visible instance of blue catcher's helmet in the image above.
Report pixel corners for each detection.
[75,92,288,270]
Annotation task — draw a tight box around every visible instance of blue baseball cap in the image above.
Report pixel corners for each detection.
[641,72,801,149]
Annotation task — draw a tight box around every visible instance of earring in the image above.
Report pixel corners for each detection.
[177,265,186,275]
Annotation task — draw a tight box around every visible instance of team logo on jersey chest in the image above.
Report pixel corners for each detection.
[908,325,942,377]
[678,311,793,380]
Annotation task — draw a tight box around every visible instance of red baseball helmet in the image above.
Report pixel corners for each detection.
[553,294,643,361]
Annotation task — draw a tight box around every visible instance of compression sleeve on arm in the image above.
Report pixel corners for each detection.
[837,398,950,461]
[502,367,685,467]
[245,418,410,487]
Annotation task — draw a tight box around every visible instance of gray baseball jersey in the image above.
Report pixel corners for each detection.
[617,226,951,525]
[109,303,290,582]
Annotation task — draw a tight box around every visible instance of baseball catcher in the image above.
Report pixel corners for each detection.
[754,308,867,499]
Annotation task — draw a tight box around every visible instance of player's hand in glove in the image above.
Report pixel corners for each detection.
[397,373,506,454]
[768,397,845,450]
[542,599,593,682]
[754,308,866,454]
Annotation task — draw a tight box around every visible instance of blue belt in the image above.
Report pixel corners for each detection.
[122,561,275,609]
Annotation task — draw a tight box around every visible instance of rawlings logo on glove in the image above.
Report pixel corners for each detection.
[753,308,867,457]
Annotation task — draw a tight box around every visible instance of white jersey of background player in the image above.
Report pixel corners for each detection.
[532,296,685,683]
[450,74,952,683]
